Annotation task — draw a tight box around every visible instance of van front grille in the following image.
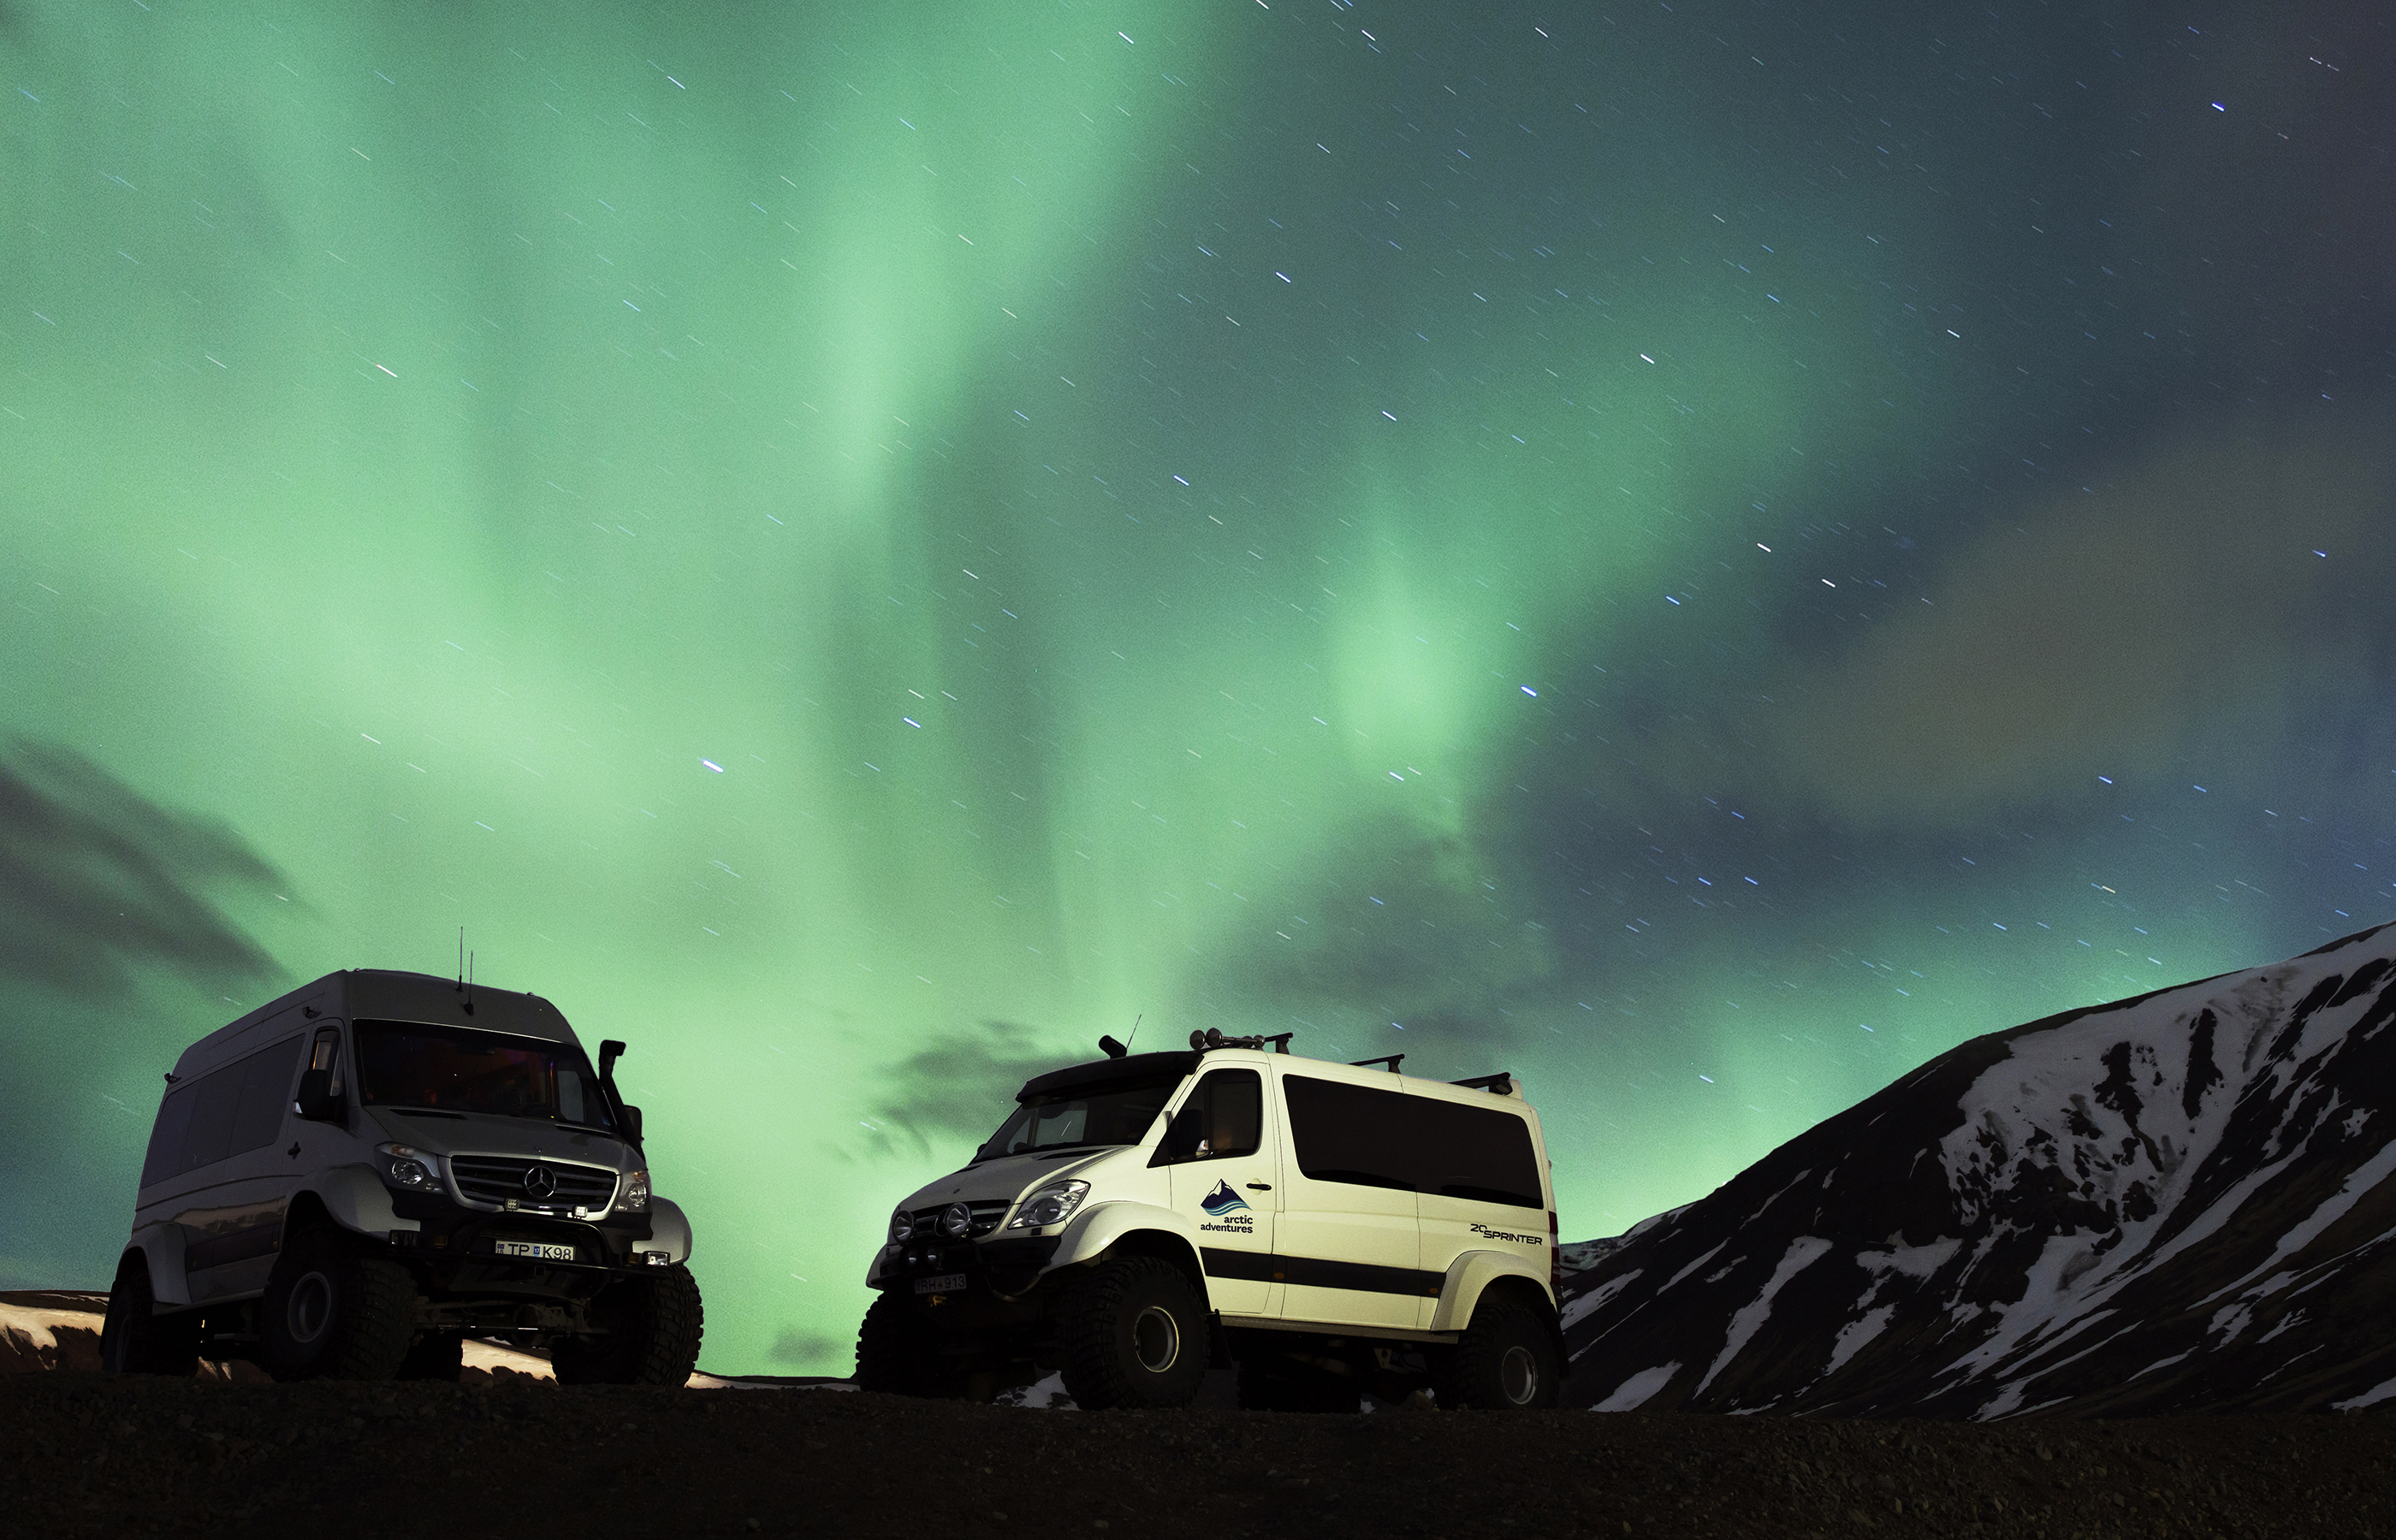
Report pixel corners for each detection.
[450,1155,619,1211]
[907,1199,1010,1238]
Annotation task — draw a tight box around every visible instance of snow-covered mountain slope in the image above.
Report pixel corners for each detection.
[1560,921,2396,1417]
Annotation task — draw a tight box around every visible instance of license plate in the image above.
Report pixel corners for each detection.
[492,1240,578,1263]
[912,1272,968,1294]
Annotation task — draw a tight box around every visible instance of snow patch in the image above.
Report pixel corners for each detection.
[1694,1236,1833,1397]
[1562,1268,1643,1332]
[1822,1306,1895,1377]
[2333,1372,2396,1412]
[1590,1362,1680,1412]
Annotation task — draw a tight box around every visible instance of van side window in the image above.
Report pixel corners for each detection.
[1154,1069,1262,1164]
[308,1028,343,1095]
[1281,1077,1544,1206]
[169,1037,305,1177]
[139,1087,196,1189]
[1281,1075,1419,1192]
[1412,1098,1543,1209]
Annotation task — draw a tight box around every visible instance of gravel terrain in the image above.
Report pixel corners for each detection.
[5,1372,2391,1540]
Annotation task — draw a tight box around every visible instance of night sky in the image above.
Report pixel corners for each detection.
[4,3,2392,1372]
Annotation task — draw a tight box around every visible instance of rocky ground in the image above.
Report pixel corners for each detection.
[3,1371,2391,1540]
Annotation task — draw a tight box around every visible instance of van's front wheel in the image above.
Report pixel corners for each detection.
[1057,1257,1208,1410]
[854,1290,967,1397]
[553,1265,704,1385]
[259,1231,416,1381]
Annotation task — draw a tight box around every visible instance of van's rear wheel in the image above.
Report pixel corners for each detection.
[1057,1257,1208,1411]
[854,1290,968,1397]
[1437,1300,1560,1410]
[259,1230,417,1381]
[98,1254,200,1377]
[553,1265,704,1385]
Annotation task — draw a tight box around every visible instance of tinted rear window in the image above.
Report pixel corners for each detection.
[1282,1075,1542,1208]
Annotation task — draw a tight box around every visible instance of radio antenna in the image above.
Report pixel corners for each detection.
[1124,1013,1142,1052]
[456,928,466,990]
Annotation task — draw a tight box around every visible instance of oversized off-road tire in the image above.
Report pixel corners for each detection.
[853,1290,967,1397]
[98,1253,200,1377]
[1056,1257,1209,1411]
[395,1330,465,1382]
[1436,1300,1560,1410]
[552,1265,703,1385]
[258,1229,418,1382]
[1235,1354,1358,1413]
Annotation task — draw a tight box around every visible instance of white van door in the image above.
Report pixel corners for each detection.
[1271,1069,1432,1330]
[1155,1066,1282,1318]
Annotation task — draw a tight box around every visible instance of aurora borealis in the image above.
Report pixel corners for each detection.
[4,2,2393,1372]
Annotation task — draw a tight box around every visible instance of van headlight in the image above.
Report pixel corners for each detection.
[1006,1180,1090,1229]
[889,1209,916,1247]
[374,1143,441,1191]
[618,1169,650,1213]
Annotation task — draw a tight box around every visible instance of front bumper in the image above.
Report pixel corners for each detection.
[386,1188,661,1275]
[872,1235,1064,1299]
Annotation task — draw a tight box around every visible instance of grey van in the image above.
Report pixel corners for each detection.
[98,969,701,1383]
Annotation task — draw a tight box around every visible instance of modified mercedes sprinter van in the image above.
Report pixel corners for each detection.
[99,969,701,1384]
[857,1029,1563,1411]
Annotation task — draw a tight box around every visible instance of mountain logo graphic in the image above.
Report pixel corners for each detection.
[1201,1180,1250,1217]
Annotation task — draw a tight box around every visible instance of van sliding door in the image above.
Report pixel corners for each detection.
[1271,1072,1433,1330]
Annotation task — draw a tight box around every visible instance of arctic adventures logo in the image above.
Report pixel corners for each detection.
[1199,1179,1254,1233]
[1201,1180,1251,1216]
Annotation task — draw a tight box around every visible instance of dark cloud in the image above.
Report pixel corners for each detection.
[769,1327,845,1370]
[0,740,283,995]
[1689,412,2396,829]
[869,1021,1074,1155]
[1206,812,1561,1057]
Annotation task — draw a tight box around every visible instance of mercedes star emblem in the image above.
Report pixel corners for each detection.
[522,1164,557,1199]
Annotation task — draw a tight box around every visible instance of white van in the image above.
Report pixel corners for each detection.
[98,969,701,1383]
[857,1031,1563,1410]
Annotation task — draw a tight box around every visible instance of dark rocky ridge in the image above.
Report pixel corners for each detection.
[6,1372,2393,1540]
[1560,921,2396,1417]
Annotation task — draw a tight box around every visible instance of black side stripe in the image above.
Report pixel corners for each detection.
[1200,1247,1444,1298]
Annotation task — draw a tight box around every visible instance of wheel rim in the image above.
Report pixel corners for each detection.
[1131,1305,1180,1373]
[1498,1344,1538,1405]
[286,1271,335,1346]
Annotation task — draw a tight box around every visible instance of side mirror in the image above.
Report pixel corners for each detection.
[620,1105,643,1146]
[293,1069,344,1124]
[1148,1104,1206,1166]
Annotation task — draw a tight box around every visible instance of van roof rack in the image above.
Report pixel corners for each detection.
[1451,1071,1515,1095]
[1189,1028,1294,1054]
[1349,1054,1404,1072]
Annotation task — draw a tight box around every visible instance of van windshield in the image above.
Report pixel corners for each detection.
[355,1020,617,1132]
[976,1075,1180,1164]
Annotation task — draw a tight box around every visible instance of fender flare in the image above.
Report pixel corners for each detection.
[288,1164,414,1240]
[1052,1200,1207,1284]
[1426,1248,1556,1333]
[636,1197,692,1265]
[128,1223,191,1307]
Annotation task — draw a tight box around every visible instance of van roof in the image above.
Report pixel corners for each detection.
[174,969,580,1079]
[1016,1044,1530,1110]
